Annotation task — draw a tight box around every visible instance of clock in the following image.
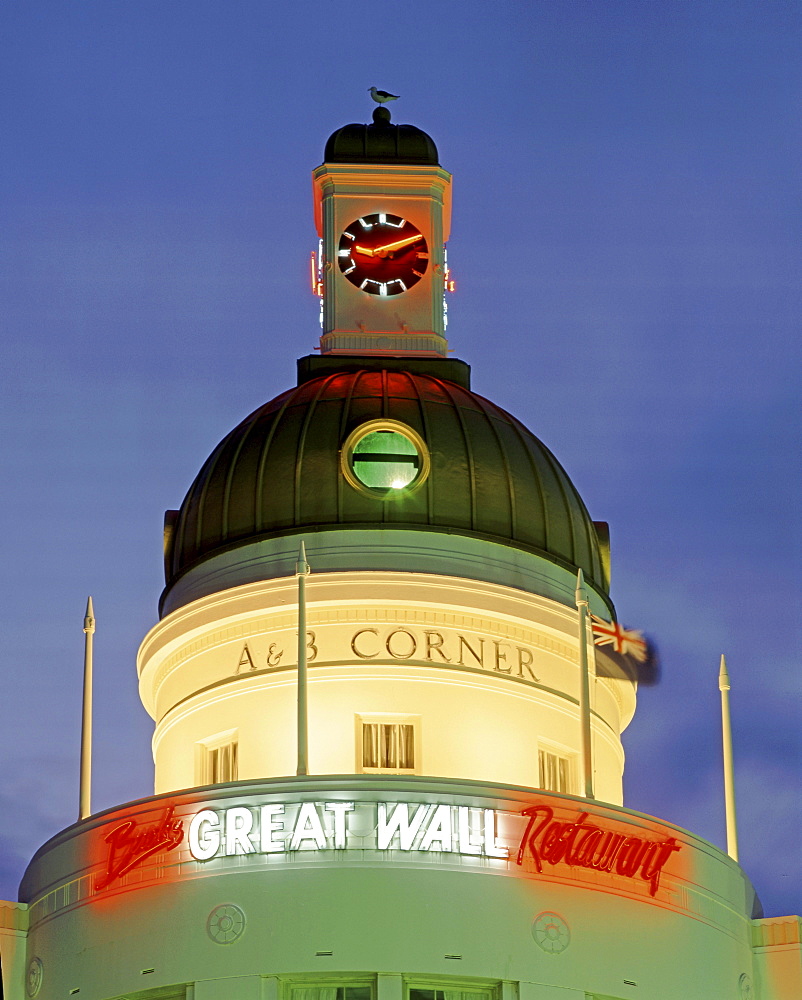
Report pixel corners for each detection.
[338,213,429,295]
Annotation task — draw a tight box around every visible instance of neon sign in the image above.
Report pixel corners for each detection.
[94,797,683,900]
[96,805,184,890]
[187,801,508,861]
[515,804,681,896]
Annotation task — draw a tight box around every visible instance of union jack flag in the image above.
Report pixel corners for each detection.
[591,615,648,662]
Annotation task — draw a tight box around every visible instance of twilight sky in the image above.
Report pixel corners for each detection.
[1,2,800,916]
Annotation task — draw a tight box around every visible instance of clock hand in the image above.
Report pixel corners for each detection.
[352,234,423,259]
[372,234,424,258]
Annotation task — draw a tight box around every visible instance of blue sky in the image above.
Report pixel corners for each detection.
[1,1,800,916]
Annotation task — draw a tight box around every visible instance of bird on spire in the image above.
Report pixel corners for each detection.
[369,87,399,105]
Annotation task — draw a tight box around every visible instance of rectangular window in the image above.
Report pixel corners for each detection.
[197,731,238,785]
[357,716,418,773]
[538,746,573,794]
[289,985,372,1000]
[207,742,238,783]
[408,986,496,1000]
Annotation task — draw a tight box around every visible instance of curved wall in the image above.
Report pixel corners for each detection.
[18,777,760,1000]
[140,572,635,803]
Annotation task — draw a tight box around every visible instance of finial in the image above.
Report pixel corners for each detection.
[83,596,95,634]
[296,540,310,577]
[575,568,588,606]
[718,654,730,691]
[372,106,392,125]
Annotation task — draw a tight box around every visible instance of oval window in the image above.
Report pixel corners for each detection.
[342,420,429,497]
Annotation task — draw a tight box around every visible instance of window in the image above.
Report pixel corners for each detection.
[341,420,429,497]
[353,430,419,489]
[358,716,418,773]
[288,984,372,1000]
[408,985,497,1000]
[282,980,375,1000]
[197,732,238,785]
[538,746,574,794]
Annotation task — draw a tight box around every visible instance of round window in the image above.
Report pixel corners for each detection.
[342,420,429,497]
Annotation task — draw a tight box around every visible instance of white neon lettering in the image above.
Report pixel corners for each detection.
[338,249,351,257]
[225,806,255,855]
[343,231,355,240]
[344,264,356,275]
[457,806,481,855]
[290,802,327,850]
[388,217,405,227]
[325,802,355,848]
[419,803,453,852]
[186,801,507,861]
[189,809,221,861]
[377,802,430,850]
[379,213,386,224]
[359,218,373,229]
[259,804,285,853]
[483,808,508,858]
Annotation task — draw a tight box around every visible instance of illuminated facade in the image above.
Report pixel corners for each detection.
[1,107,799,1000]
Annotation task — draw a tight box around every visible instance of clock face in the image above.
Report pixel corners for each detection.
[338,213,429,296]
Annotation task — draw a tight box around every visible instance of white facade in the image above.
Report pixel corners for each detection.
[141,571,633,803]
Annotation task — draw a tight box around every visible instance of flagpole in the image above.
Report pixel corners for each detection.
[718,654,739,861]
[79,596,95,820]
[296,542,311,777]
[575,570,594,799]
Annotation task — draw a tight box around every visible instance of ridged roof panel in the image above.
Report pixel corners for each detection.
[166,371,607,595]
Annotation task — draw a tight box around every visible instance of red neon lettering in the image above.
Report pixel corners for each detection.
[515,803,681,896]
[96,806,184,890]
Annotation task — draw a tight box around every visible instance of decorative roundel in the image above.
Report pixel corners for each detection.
[338,213,429,296]
[738,973,753,1000]
[26,957,43,998]
[341,419,430,498]
[207,903,246,944]
[532,911,571,954]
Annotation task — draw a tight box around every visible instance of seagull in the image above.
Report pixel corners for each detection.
[369,87,400,105]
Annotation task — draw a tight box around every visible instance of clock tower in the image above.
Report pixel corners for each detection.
[313,106,452,356]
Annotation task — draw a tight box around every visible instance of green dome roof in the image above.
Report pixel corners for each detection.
[164,366,609,602]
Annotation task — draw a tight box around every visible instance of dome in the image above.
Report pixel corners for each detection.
[164,364,610,608]
[324,107,438,165]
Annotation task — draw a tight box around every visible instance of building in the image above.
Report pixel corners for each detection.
[1,105,799,1000]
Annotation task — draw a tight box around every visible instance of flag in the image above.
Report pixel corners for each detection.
[591,616,648,659]
[590,615,660,685]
